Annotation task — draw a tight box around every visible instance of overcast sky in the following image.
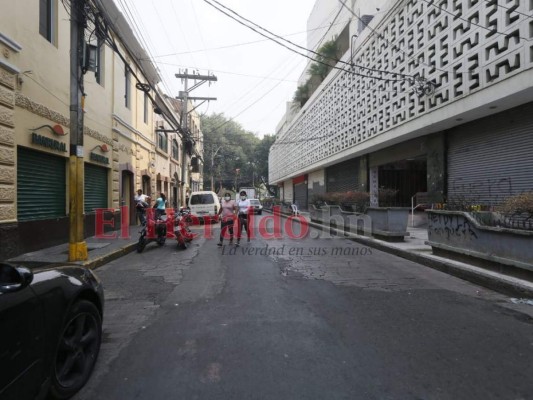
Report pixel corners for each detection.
[113,0,321,137]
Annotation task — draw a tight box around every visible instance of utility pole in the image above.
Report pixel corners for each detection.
[68,0,87,261]
[175,70,217,206]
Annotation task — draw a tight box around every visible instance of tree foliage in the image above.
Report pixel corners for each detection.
[292,38,340,107]
[200,113,275,194]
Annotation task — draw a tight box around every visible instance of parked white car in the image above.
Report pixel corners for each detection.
[187,191,220,223]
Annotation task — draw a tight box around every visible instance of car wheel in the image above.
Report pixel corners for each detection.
[258,211,262,215]
[49,300,102,400]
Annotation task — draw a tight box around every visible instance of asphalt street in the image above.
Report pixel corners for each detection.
[73,216,533,400]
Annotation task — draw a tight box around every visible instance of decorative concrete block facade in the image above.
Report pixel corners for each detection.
[270,0,533,209]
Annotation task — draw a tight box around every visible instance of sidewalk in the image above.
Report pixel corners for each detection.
[7,226,140,270]
[284,210,533,298]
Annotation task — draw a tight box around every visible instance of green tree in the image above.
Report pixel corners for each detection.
[292,38,340,108]
[201,113,264,192]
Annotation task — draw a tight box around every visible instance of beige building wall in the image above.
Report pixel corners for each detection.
[0,0,188,259]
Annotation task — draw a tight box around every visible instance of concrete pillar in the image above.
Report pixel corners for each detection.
[425,132,445,203]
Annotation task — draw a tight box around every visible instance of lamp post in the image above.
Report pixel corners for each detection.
[234,168,240,192]
[247,161,256,188]
[210,145,222,192]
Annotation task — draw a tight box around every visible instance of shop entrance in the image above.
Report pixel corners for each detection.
[378,159,427,206]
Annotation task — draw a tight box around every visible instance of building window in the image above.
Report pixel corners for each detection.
[96,37,105,86]
[125,67,131,109]
[157,131,168,153]
[39,0,56,44]
[172,140,179,160]
[144,92,149,124]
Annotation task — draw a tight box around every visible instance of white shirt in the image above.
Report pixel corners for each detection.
[135,194,149,207]
[237,198,251,215]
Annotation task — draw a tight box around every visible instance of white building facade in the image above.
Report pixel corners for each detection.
[270,0,533,210]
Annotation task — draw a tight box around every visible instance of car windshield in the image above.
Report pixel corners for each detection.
[249,199,261,205]
[190,194,214,205]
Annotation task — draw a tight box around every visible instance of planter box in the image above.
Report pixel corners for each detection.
[365,207,410,241]
[310,205,397,238]
[340,209,371,236]
[427,210,533,271]
[309,205,342,224]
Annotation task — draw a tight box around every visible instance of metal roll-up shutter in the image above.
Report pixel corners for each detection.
[293,183,308,209]
[326,158,359,192]
[447,104,533,207]
[17,147,66,221]
[84,163,108,213]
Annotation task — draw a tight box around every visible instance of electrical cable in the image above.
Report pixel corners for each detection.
[89,0,197,148]
[151,61,299,82]
[121,0,175,96]
[337,0,452,76]
[143,19,352,60]
[208,0,407,79]
[202,0,408,83]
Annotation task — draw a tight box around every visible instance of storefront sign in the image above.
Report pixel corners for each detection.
[31,133,67,152]
[90,152,109,165]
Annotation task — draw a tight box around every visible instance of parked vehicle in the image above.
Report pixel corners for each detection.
[0,262,104,400]
[137,210,168,253]
[249,198,263,215]
[174,208,196,249]
[187,191,220,224]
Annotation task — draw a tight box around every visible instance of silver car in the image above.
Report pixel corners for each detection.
[249,199,263,215]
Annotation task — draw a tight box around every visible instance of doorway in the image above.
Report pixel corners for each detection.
[121,170,134,225]
[378,159,427,206]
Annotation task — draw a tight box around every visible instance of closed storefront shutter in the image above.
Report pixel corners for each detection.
[84,163,108,213]
[17,147,66,221]
[293,182,308,209]
[326,158,359,193]
[447,104,533,207]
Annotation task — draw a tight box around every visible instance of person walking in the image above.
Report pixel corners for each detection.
[154,192,167,219]
[236,190,252,246]
[217,192,236,246]
[134,189,150,225]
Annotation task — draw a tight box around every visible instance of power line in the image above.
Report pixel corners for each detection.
[309,3,345,57]
[152,61,299,82]
[207,0,416,82]
[203,0,409,83]
[337,0,452,76]
[143,19,352,60]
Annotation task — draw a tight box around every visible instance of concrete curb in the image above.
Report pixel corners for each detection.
[81,242,138,270]
[268,210,533,298]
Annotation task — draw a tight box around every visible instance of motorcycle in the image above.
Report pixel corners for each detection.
[174,207,195,249]
[136,210,168,253]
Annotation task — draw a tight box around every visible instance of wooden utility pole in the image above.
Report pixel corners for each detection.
[175,70,217,205]
[68,0,87,261]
